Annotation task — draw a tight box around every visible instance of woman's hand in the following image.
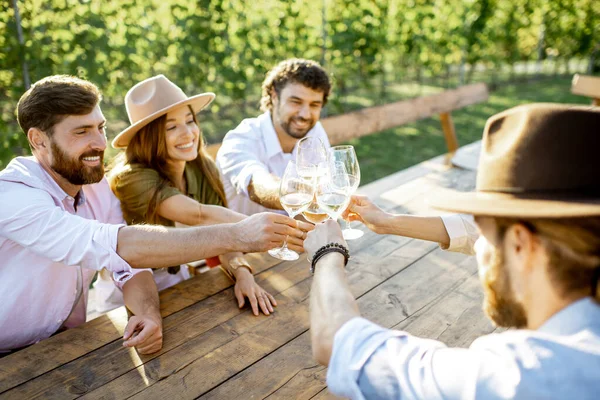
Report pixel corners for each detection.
[342,195,391,234]
[234,268,277,316]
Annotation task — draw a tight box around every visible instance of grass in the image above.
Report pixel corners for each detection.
[347,77,592,184]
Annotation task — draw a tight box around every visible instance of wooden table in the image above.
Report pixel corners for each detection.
[0,142,499,399]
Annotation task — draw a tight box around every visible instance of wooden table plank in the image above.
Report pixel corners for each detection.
[199,248,478,399]
[66,233,410,399]
[310,389,344,400]
[118,239,436,399]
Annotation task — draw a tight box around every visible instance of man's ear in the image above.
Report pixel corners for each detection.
[271,89,279,106]
[505,223,538,273]
[28,128,48,152]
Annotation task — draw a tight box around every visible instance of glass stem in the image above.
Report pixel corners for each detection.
[281,235,289,250]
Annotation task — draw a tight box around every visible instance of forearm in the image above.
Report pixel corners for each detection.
[197,204,246,225]
[117,224,237,269]
[122,271,161,320]
[380,215,450,247]
[248,172,283,210]
[310,252,360,365]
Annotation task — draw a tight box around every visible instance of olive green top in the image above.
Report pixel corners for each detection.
[112,161,223,227]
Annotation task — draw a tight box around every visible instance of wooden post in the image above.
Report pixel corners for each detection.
[439,112,459,153]
[571,74,600,106]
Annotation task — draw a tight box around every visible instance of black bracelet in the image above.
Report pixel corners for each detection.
[310,242,350,274]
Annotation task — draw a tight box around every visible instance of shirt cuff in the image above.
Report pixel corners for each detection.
[103,224,136,289]
[327,317,408,399]
[234,165,269,197]
[440,214,469,252]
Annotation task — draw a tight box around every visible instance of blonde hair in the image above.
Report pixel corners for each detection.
[495,217,600,301]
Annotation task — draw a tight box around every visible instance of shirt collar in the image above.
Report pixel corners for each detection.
[259,111,285,160]
[537,297,600,335]
[258,110,322,160]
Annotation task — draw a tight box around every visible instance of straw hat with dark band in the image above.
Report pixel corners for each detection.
[112,75,215,149]
[429,103,600,217]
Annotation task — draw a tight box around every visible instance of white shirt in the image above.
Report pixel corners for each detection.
[216,111,331,215]
[440,214,479,255]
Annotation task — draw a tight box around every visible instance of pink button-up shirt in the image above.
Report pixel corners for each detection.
[0,157,137,351]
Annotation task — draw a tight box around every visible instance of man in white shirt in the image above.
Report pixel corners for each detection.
[217,58,332,215]
[305,104,600,399]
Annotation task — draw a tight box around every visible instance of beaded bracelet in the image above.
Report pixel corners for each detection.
[310,242,350,274]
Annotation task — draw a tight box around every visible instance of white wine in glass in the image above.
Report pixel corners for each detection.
[330,145,364,240]
[302,201,330,224]
[268,161,315,261]
[317,192,350,218]
[316,162,351,222]
[281,193,313,215]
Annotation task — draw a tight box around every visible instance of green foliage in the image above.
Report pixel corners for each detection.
[0,0,597,170]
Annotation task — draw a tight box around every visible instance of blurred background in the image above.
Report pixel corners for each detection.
[1,0,598,183]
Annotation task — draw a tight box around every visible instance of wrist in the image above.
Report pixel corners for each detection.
[317,252,345,268]
[232,265,253,280]
[375,212,396,234]
[140,312,163,327]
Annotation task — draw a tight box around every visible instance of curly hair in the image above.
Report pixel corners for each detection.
[260,59,331,112]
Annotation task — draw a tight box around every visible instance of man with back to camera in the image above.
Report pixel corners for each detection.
[305,103,600,399]
[0,75,309,355]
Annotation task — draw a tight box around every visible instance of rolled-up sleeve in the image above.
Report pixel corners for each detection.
[0,181,133,277]
[327,317,449,400]
[440,214,478,255]
[217,129,269,197]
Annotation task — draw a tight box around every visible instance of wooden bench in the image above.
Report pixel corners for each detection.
[572,74,600,106]
[206,83,489,158]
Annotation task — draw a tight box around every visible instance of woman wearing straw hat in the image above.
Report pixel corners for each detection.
[96,75,309,316]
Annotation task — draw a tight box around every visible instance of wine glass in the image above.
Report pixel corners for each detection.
[268,161,315,261]
[316,161,352,222]
[296,137,327,180]
[329,145,364,240]
[297,137,329,224]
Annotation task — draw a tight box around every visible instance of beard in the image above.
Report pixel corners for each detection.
[275,105,316,139]
[481,246,528,328]
[50,141,105,185]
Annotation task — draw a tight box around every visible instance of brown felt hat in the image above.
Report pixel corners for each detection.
[112,75,215,149]
[429,103,600,217]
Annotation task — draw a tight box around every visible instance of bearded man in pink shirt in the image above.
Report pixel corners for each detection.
[0,75,309,355]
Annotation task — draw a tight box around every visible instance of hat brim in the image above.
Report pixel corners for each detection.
[428,188,600,218]
[111,92,215,149]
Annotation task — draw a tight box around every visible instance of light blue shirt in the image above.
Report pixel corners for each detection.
[327,297,600,399]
